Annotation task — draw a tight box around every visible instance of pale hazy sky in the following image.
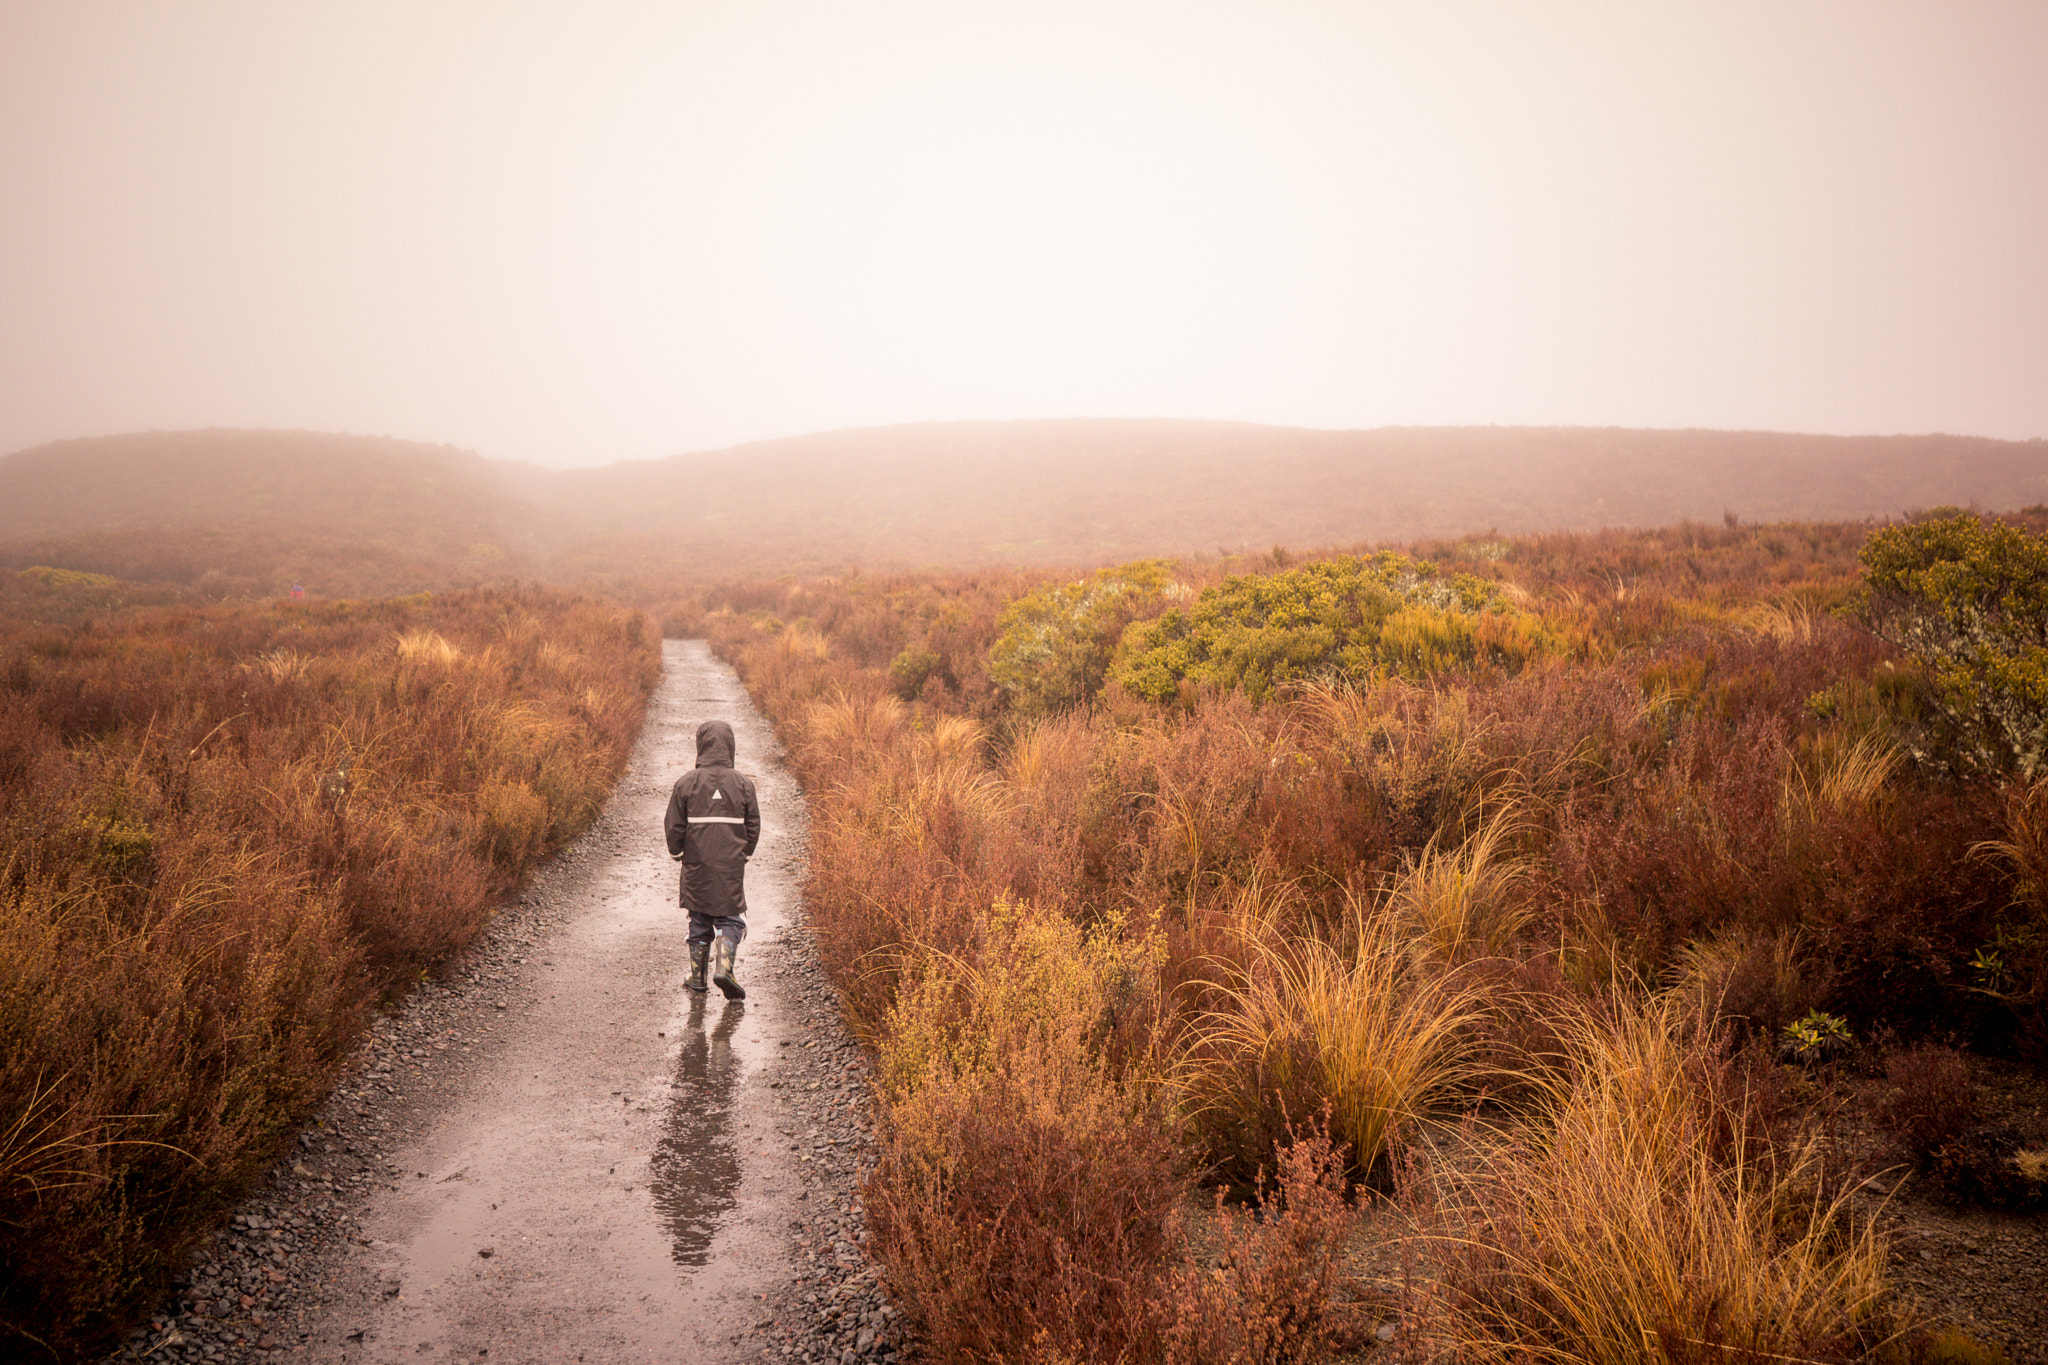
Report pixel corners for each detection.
[3,2,2044,467]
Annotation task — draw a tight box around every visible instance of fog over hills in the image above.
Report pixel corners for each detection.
[3,422,2044,592]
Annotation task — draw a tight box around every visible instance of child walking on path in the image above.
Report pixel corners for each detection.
[664,718,760,1000]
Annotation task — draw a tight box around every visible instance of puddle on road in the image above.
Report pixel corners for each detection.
[649,995,747,1266]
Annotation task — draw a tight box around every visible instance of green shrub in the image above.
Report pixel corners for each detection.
[17,566,120,593]
[1115,552,1550,702]
[988,560,1173,715]
[1859,514,2048,775]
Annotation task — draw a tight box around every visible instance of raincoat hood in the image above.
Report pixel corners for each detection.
[695,720,736,768]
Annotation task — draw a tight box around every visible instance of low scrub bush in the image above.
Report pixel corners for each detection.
[865,905,1183,1363]
[1116,552,1551,703]
[1156,1125,1357,1365]
[1859,512,2048,776]
[988,559,1173,716]
[1967,778,2048,1055]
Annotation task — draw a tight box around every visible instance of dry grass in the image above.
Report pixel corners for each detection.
[675,521,2011,1364]
[1404,992,1899,1364]
[393,627,462,666]
[1385,803,1533,967]
[1176,884,1496,1183]
[1739,598,1822,644]
[802,689,908,755]
[1782,731,1900,830]
[0,586,658,1358]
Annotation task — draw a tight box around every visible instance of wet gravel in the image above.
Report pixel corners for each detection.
[1877,1212,2048,1361]
[745,937,903,1365]
[107,908,903,1365]
[104,889,576,1365]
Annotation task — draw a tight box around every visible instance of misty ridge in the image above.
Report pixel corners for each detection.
[3,422,2045,596]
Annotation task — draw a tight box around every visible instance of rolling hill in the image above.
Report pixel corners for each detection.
[2,421,2044,592]
[0,429,553,596]
[534,421,2048,572]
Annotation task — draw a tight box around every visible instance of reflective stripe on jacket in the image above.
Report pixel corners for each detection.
[663,719,760,917]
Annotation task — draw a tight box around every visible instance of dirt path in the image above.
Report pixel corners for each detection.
[124,641,887,1365]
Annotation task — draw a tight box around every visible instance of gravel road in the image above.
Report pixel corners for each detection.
[112,640,898,1365]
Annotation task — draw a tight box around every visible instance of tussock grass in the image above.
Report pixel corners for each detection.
[1739,598,1822,643]
[393,627,461,665]
[1003,714,1087,794]
[873,901,1161,1104]
[1178,884,1494,1182]
[1782,731,1900,828]
[1386,803,1532,966]
[1406,992,1898,1364]
[802,690,907,754]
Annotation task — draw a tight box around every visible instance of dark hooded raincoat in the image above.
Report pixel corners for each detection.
[664,720,760,919]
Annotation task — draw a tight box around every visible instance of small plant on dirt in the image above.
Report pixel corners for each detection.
[1157,1124,1359,1365]
[1876,1045,1978,1161]
[1779,1008,1854,1065]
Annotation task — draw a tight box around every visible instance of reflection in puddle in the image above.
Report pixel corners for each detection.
[649,995,745,1266]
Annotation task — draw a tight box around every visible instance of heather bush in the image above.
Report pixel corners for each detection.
[865,905,1183,1363]
[1157,1125,1357,1365]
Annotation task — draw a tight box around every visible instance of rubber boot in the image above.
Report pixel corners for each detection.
[712,936,745,1001]
[687,942,710,993]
